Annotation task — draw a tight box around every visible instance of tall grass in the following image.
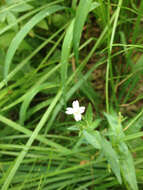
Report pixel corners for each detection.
[0,0,143,189]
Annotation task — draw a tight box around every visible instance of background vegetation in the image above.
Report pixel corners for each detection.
[0,0,143,189]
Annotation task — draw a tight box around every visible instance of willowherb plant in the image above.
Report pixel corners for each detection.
[66,102,138,190]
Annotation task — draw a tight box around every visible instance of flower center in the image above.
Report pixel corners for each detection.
[74,108,81,115]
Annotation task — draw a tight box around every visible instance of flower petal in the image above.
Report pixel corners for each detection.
[79,106,85,114]
[72,100,79,109]
[73,113,82,121]
[65,107,74,115]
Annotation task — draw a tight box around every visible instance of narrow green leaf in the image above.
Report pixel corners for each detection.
[101,138,122,184]
[119,142,138,190]
[19,83,58,125]
[4,5,65,79]
[61,19,74,89]
[89,2,100,12]
[73,0,92,63]
[83,130,101,149]
[85,103,93,124]
[6,12,18,31]
[90,119,101,130]
[0,114,70,153]
[104,112,124,142]
[1,90,65,190]
[11,3,33,13]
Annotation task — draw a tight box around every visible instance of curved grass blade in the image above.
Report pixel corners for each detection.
[1,90,68,190]
[0,25,65,91]
[0,114,70,153]
[19,83,58,125]
[1,64,61,112]
[0,0,33,14]
[73,0,92,63]
[61,19,74,90]
[0,0,64,36]
[4,5,65,80]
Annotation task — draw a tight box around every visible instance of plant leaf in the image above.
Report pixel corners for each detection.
[4,5,65,79]
[119,142,138,190]
[89,2,100,12]
[101,137,122,184]
[83,130,101,149]
[11,3,33,13]
[19,83,57,125]
[73,0,92,63]
[61,19,74,89]
[85,103,93,124]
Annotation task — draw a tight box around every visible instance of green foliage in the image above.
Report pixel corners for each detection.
[83,112,138,190]
[0,0,143,189]
[73,0,93,63]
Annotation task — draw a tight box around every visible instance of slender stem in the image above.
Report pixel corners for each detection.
[106,0,123,112]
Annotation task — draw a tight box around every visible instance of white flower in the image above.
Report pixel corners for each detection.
[65,100,85,121]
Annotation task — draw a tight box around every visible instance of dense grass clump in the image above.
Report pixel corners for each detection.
[0,0,143,189]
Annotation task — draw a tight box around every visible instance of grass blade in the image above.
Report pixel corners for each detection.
[4,5,65,80]
[73,0,92,63]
